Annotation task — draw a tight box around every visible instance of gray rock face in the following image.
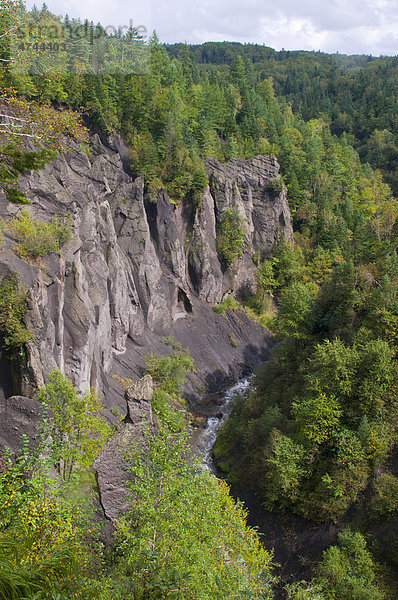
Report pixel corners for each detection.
[93,422,137,522]
[189,187,223,303]
[0,135,291,418]
[204,155,293,300]
[94,375,154,522]
[0,395,45,455]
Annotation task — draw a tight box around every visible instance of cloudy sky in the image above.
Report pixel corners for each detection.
[27,0,398,55]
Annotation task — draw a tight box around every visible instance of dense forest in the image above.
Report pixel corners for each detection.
[166,42,398,195]
[0,1,398,598]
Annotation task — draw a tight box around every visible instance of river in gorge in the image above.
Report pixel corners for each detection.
[190,371,338,590]
[190,375,252,471]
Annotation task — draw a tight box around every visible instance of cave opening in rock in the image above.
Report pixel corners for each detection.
[178,288,193,313]
[0,335,14,400]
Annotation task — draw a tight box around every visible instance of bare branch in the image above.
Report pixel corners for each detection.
[0,129,42,139]
[0,114,37,123]
[0,28,14,39]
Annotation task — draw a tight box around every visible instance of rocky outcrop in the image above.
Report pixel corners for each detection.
[125,374,153,425]
[0,135,291,430]
[202,155,293,301]
[94,375,154,522]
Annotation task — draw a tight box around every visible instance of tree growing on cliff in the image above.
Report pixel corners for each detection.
[0,273,30,353]
[37,370,111,481]
[0,93,88,203]
[216,208,246,268]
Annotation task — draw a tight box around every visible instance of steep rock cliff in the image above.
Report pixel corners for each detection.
[0,135,292,429]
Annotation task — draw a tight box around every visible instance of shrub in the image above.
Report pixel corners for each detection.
[285,581,326,600]
[370,473,398,517]
[265,177,284,196]
[145,345,195,398]
[2,210,72,259]
[228,332,240,347]
[145,344,195,431]
[213,294,239,316]
[151,388,186,432]
[161,335,175,346]
[0,442,91,600]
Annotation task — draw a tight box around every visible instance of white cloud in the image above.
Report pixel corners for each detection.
[25,0,398,55]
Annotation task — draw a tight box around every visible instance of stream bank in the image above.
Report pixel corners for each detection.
[192,373,339,591]
[190,376,252,472]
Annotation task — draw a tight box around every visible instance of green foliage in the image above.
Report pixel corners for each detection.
[264,429,307,508]
[216,209,246,268]
[0,146,57,205]
[0,274,30,352]
[271,239,305,291]
[145,344,195,398]
[36,370,112,481]
[285,581,326,600]
[370,473,398,517]
[228,332,240,347]
[300,429,370,522]
[274,281,318,341]
[151,388,186,432]
[306,338,397,425]
[216,138,398,518]
[116,427,274,600]
[2,211,72,259]
[292,393,342,447]
[145,343,194,431]
[216,327,398,521]
[0,90,87,203]
[318,529,386,600]
[0,531,81,600]
[256,260,277,299]
[213,294,240,315]
[265,177,284,197]
[0,440,93,600]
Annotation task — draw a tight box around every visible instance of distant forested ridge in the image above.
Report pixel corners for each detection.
[166,42,398,194]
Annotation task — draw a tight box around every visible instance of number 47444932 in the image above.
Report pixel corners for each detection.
[18,42,67,51]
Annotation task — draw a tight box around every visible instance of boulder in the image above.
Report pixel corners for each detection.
[125,374,153,424]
